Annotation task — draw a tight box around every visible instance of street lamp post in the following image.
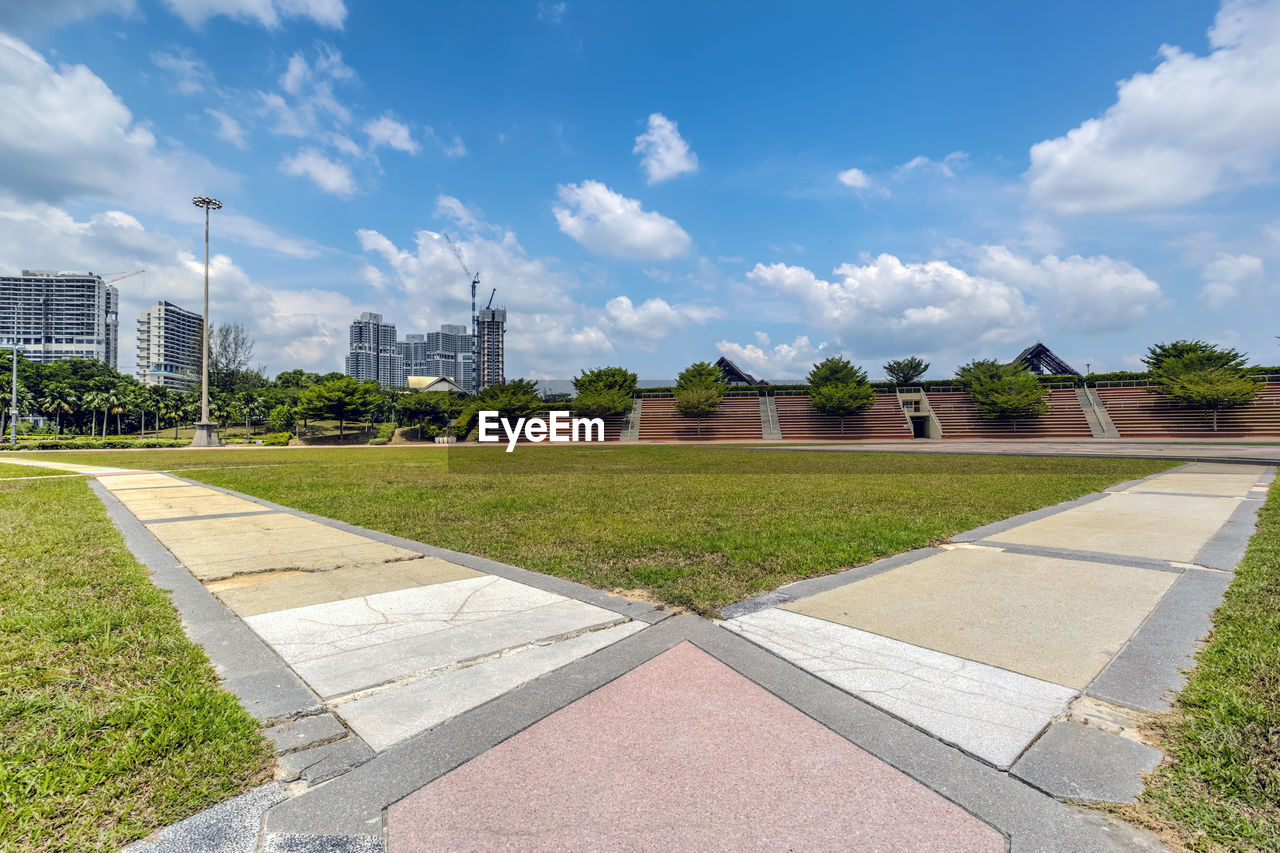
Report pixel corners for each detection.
[8,341,16,444]
[191,196,222,447]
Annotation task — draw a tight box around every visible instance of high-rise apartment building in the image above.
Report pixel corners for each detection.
[476,307,506,390]
[399,323,475,392]
[345,311,403,387]
[0,270,119,368]
[136,300,202,390]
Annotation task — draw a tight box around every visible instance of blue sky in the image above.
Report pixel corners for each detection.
[1,0,1277,381]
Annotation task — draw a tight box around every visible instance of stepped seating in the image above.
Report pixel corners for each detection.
[1095,384,1280,438]
[775,393,912,440]
[926,389,1093,439]
[638,396,763,441]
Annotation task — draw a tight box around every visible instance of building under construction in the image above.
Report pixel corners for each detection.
[476,306,506,390]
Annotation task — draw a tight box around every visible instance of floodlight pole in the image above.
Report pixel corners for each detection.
[191,196,222,447]
[9,341,16,444]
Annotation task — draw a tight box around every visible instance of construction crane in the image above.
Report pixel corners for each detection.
[104,270,145,285]
[442,233,480,391]
[486,288,496,309]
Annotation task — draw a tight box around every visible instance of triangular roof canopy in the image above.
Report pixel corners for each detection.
[1012,343,1081,378]
[715,356,768,386]
[406,375,468,395]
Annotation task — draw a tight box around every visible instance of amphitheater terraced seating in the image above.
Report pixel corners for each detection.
[1095,383,1280,438]
[638,396,763,441]
[775,393,912,440]
[926,389,1093,439]
[507,412,625,443]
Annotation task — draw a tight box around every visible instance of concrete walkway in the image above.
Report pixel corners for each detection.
[766,438,1280,465]
[6,454,1272,851]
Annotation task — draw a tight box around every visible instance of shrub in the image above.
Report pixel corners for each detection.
[368,423,396,445]
[262,432,293,446]
[1,438,187,451]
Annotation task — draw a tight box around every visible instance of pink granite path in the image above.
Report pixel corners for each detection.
[387,642,1003,852]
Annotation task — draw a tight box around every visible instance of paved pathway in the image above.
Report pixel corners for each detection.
[765,438,1280,465]
[5,453,1273,851]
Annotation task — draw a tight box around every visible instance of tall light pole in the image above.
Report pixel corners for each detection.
[8,341,16,444]
[191,196,222,447]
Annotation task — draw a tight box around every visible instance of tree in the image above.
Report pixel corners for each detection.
[1143,340,1247,373]
[38,385,74,435]
[806,357,860,389]
[955,359,1007,387]
[267,404,296,434]
[1,381,34,437]
[296,377,381,437]
[81,389,107,437]
[452,379,544,438]
[807,357,874,434]
[209,323,267,393]
[396,392,452,432]
[1151,352,1259,431]
[573,366,638,395]
[883,356,930,386]
[967,363,1049,425]
[672,361,727,435]
[571,366,638,419]
[274,369,320,389]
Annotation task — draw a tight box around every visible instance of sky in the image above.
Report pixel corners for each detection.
[0,0,1278,382]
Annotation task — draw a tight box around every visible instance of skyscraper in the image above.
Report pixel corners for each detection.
[476,307,506,390]
[0,270,119,368]
[345,312,403,387]
[399,323,475,392]
[137,300,203,390]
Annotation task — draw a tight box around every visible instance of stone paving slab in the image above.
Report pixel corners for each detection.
[782,547,1177,688]
[1120,469,1263,497]
[247,576,630,698]
[265,714,348,754]
[113,489,272,521]
[339,621,646,750]
[386,642,1005,852]
[1012,722,1163,804]
[207,557,483,617]
[278,736,376,785]
[986,492,1242,563]
[95,472,187,490]
[1087,568,1233,711]
[724,608,1076,768]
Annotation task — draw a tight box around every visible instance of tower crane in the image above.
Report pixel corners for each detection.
[442,233,481,391]
[104,270,145,285]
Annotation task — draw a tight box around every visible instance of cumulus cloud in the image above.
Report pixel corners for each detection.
[837,167,871,189]
[1026,0,1280,213]
[1199,252,1265,306]
[0,197,350,374]
[603,295,723,347]
[364,114,419,154]
[161,0,346,30]
[716,334,833,379]
[634,113,699,184]
[553,180,691,259]
[280,148,355,197]
[971,245,1163,332]
[357,196,614,375]
[745,255,1035,356]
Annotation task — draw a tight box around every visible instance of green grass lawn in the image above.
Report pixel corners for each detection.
[0,476,273,852]
[21,445,1173,613]
[1123,484,1280,852]
[0,462,68,479]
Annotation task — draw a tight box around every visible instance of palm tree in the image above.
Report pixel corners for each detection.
[38,385,75,435]
[240,391,267,440]
[104,385,124,437]
[1,382,34,437]
[148,386,173,438]
[81,390,107,437]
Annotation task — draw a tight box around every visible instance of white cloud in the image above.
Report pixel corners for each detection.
[1199,252,1265,306]
[1026,0,1280,213]
[280,148,355,197]
[364,114,419,154]
[150,48,211,95]
[634,113,699,184]
[0,197,347,375]
[603,295,723,347]
[258,44,354,138]
[894,151,968,179]
[162,0,346,30]
[745,255,1035,356]
[971,245,1163,332]
[554,180,692,259]
[206,109,247,148]
[837,167,871,189]
[716,335,832,379]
